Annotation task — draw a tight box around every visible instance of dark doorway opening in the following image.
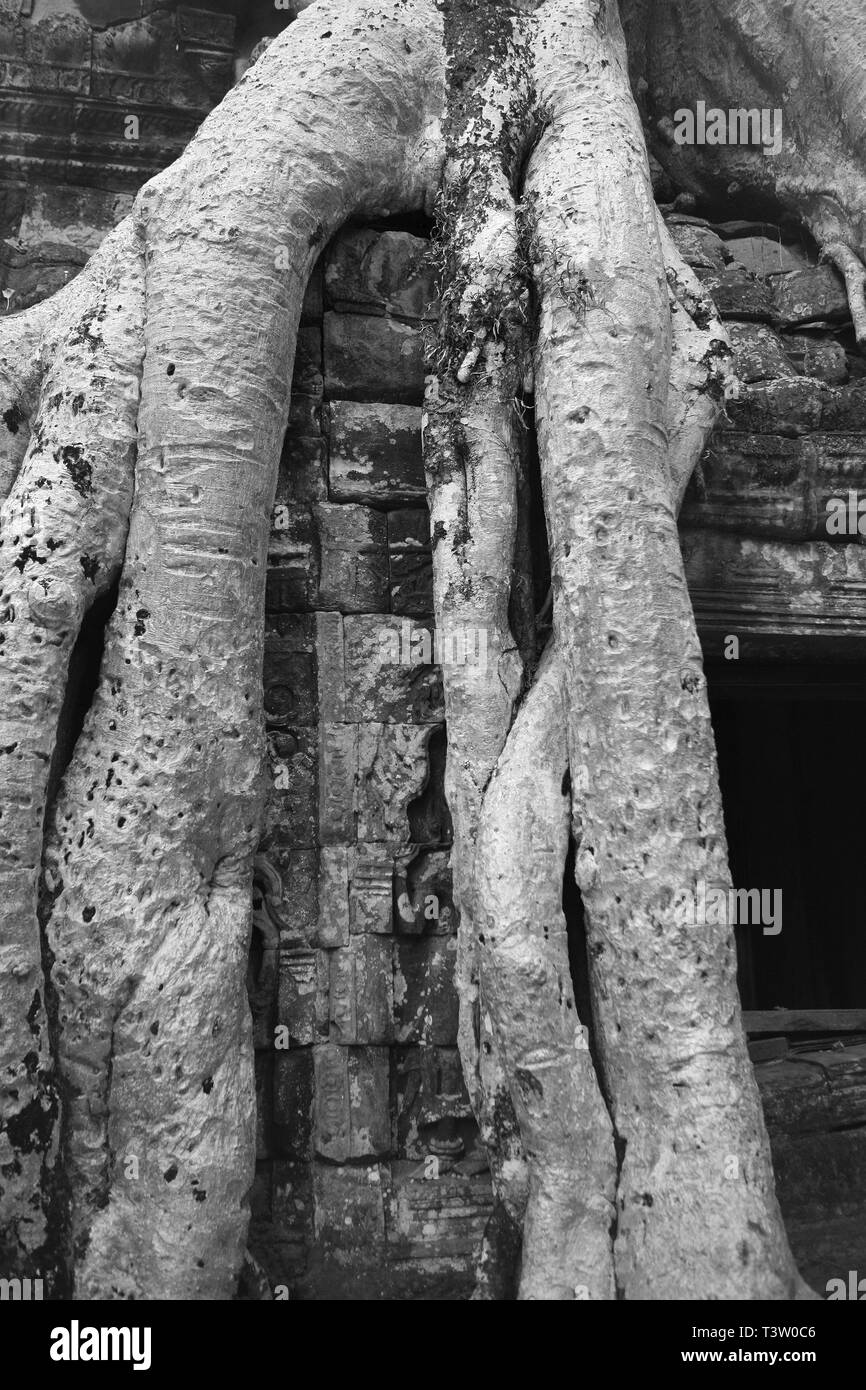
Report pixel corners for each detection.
[707,663,866,1015]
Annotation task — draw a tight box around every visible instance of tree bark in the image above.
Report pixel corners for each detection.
[3,0,861,1298]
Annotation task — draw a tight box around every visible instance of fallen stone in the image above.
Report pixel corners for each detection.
[728,322,797,382]
[773,266,849,327]
[725,235,805,278]
[781,333,848,385]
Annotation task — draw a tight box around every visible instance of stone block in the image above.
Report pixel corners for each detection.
[312,1161,387,1252]
[300,262,323,322]
[683,435,810,538]
[728,322,797,383]
[782,333,848,385]
[385,1160,491,1260]
[266,505,318,610]
[315,846,350,948]
[821,383,866,431]
[393,1046,473,1158]
[722,378,826,437]
[328,400,424,505]
[291,323,322,396]
[323,312,425,404]
[263,628,317,727]
[343,615,444,725]
[699,265,776,321]
[724,236,804,277]
[313,1044,390,1160]
[813,435,866,527]
[275,437,327,504]
[273,1048,314,1159]
[325,227,437,320]
[773,266,849,327]
[277,949,323,1047]
[264,726,317,848]
[329,936,394,1044]
[255,1051,273,1160]
[261,845,318,947]
[356,723,434,846]
[387,508,434,616]
[285,392,322,440]
[315,611,346,722]
[316,501,389,612]
[349,844,394,934]
[393,848,454,936]
[394,936,459,1045]
[318,724,357,846]
[667,222,727,272]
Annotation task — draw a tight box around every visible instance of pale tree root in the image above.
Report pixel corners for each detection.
[0,219,144,1280]
[425,0,537,1293]
[0,0,446,1296]
[476,648,617,1301]
[524,0,806,1298]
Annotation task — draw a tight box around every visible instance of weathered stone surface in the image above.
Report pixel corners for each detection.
[699,265,776,321]
[822,382,866,431]
[667,221,727,271]
[311,1161,387,1251]
[265,846,318,947]
[263,626,317,727]
[291,323,322,397]
[728,322,797,382]
[813,434,866,523]
[255,1052,273,1161]
[724,235,805,277]
[773,265,849,327]
[266,506,318,610]
[393,848,454,936]
[394,936,459,1045]
[356,723,434,845]
[393,1046,473,1159]
[264,727,317,847]
[315,846,350,948]
[323,312,424,404]
[683,532,866,661]
[300,262,323,322]
[388,508,434,616]
[275,438,327,504]
[284,393,322,440]
[329,936,393,1044]
[315,611,345,722]
[273,1049,314,1159]
[722,378,826,436]
[325,227,436,320]
[318,725,357,846]
[349,844,394,934]
[313,1045,390,1160]
[316,502,389,612]
[328,400,424,504]
[782,332,848,385]
[343,615,444,725]
[385,1161,491,1260]
[684,436,811,537]
[278,949,322,1047]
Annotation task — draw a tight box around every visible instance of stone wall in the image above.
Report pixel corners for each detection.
[248,224,491,1301]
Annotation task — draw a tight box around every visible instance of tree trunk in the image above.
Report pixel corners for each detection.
[2,0,860,1297]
